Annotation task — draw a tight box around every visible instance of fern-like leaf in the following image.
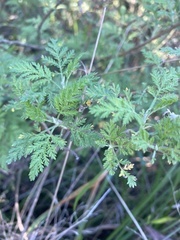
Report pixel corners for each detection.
[71,124,99,147]
[89,96,140,125]
[54,78,88,116]
[43,39,80,80]
[103,148,119,175]
[7,133,66,180]
[161,47,180,56]
[150,67,179,95]
[11,61,52,90]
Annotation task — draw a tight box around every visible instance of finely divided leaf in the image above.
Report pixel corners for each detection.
[7,133,66,180]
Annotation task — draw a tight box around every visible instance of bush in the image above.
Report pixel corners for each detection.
[0,1,179,239]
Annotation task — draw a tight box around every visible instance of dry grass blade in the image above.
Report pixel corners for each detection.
[89,6,107,73]
[21,167,50,239]
[39,141,72,239]
[51,188,111,239]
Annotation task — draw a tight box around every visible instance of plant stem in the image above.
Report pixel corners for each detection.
[40,140,73,239]
[89,6,107,74]
[107,177,148,240]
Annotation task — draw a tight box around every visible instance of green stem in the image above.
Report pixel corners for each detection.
[143,94,158,123]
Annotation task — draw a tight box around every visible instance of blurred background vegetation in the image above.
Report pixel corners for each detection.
[0,0,179,239]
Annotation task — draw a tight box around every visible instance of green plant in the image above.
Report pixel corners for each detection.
[4,39,179,187]
[4,39,99,181]
[87,48,179,187]
[0,2,180,239]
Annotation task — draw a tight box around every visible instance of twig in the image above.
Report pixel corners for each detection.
[97,22,180,62]
[95,154,148,240]
[166,167,180,216]
[104,24,132,74]
[64,148,100,198]
[26,169,107,234]
[0,211,8,239]
[107,177,148,240]
[88,6,107,73]
[21,167,50,239]
[0,168,10,176]
[0,39,44,50]
[81,224,119,235]
[52,188,111,239]
[163,221,180,240]
[37,0,63,42]
[14,170,25,234]
[118,22,180,57]
[40,140,73,239]
[100,57,180,75]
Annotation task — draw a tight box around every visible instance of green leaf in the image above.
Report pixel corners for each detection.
[71,124,99,147]
[161,47,180,56]
[127,175,137,188]
[23,101,46,122]
[103,148,119,175]
[150,67,179,95]
[142,49,162,65]
[54,82,83,116]
[132,129,153,152]
[154,94,178,111]
[150,217,177,224]
[7,133,66,180]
